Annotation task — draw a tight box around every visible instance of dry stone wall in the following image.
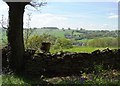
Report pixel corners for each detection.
[2,47,120,77]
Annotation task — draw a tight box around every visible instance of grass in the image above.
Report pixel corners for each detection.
[2,69,120,85]
[1,74,51,85]
[2,74,27,85]
[44,69,120,85]
[63,46,103,53]
[50,46,117,53]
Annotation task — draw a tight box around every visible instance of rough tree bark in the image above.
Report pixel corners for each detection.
[6,2,29,73]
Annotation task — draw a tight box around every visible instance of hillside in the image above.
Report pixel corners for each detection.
[34,29,72,38]
[31,28,118,39]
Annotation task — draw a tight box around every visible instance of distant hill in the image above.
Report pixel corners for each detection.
[33,28,118,39]
[41,27,59,30]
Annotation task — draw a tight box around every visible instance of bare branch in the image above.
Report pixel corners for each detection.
[0,15,8,29]
[29,1,47,10]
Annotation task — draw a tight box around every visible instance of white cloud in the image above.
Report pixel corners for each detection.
[23,12,117,30]
[116,0,120,2]
[0,0,9,27]
[3,0,32,2]
[108,12,118,19]
[81,23,117,30]
[108,15,118,19]
[0,0,8,11]
[100,24,117,30]
[24,13,69,28]
[45,0,118,2]
[0,0,9,18]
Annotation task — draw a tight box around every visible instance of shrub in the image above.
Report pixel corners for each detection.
[55,38,73,49]
[25,35,43,50]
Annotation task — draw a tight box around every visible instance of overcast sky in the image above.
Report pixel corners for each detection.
[0,0,118,30]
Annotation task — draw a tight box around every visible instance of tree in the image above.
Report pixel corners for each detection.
[55,38,73,49]
[26,35,43,49]
[4,2,30,73]
[3,0,46,73]
[68,27,71,30]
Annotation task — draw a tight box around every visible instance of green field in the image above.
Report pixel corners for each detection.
[34,29,72,38]
[50,46,117,53]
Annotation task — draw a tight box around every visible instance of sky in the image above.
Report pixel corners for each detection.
[0,0,119,30]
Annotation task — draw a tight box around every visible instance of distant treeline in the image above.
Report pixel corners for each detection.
[41,27,59,30]
[65,29,118,40]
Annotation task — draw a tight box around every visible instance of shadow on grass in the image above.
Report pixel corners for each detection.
[2,73,53,85]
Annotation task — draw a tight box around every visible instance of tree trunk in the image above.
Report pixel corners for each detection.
[7,3,28,73]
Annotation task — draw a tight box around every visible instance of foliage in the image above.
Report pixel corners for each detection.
[25,35,43,50]
[1,74,51,85]
[24,28,37,49]
[87,37,118,47]
[54,38,73,49]
[41,33,57,44]
[25,34,73,50]
[0,28,8,48]
[2,74,28,85]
